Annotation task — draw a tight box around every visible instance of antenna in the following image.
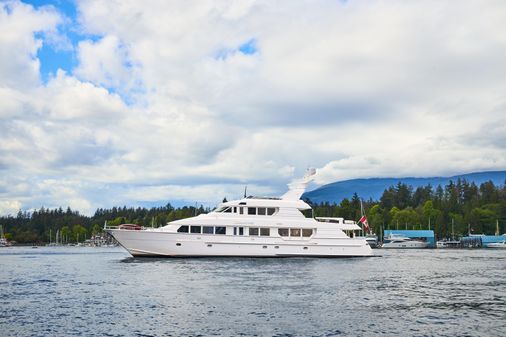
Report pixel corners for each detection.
[244,185,247,198]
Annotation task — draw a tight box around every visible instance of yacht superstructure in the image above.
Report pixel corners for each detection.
[106,170,373,257]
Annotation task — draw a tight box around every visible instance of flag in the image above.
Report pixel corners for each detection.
[359,215,370,233]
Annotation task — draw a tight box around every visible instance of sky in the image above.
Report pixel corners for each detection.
[1,0,506,215]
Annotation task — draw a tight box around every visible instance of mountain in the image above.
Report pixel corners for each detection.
[302,171,506,204]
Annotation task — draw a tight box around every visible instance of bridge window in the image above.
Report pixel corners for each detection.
[260,228,270,236]
[177,225,189,233]
[302,229,313,237]
[278,228,289,237]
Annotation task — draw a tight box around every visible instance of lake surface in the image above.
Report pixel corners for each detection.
[1,247,505,337]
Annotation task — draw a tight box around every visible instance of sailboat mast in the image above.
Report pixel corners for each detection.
[451,218,454,240]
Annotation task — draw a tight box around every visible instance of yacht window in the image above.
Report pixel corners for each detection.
[239,227,244,235]
[250,228,259,236]
[267,208,276,215]
[190,226,201,234]
[215,227,226,235]
[224,207,232,213]
[233,227,237,235]
[248,207,256,215]
[215,206,226,212]
[278,228,289,237]
[302,229,313,237]
[260,228,270,236]
[258,208,266,215]
[233,207,237,213]
[290,228,301,237]
[239,207,243,215]
[177,225,189,233]
[203,226,214,234]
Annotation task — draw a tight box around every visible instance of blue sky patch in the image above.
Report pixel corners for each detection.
[238,39,257,55]
[23,0,98,83]
[215,38,258,60]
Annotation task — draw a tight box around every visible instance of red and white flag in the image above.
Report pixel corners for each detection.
[359,215,370,233]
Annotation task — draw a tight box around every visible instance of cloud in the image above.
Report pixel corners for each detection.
[0,1,62,88]
[1,0,506,215]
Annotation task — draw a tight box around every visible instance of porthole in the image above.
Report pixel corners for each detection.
[176,243,181,246]
[262,245,267,249]
[274,246,279,249]
[207,244,212,247]
[303,247,308,250]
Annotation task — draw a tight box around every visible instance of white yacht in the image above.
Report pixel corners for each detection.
[105,170,373,257]
[382,234,429,249]
[436,239,461,248]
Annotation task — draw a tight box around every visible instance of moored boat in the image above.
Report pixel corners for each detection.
[0,225,11,247]
[382,233,428,249]
[486,241,506,249]
[436,239,461,248]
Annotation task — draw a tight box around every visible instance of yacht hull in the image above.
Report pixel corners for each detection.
[107,229,373,257]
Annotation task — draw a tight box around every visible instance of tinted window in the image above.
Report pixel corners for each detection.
[290,228,301,237]
[203,226,214,234]
[302,229,313,237]
[278,228,288,237]
[233,207,237,213]
[258,208,266,215]
[215,227,226,235]
[260,228,270,236]
[224,207,232,213]
[248,207,256,215]
[239,227,244,235]
[177,225,189,233]
[190,226,201,234]
[239,207,243,215]
[267,208,276,215]
[249,228,259,236]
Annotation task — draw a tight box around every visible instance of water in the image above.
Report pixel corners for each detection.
[1,247,505,337]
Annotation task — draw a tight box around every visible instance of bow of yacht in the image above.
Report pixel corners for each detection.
[106,169,373,257]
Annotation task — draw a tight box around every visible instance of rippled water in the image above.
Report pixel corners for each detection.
[1,247,505,337]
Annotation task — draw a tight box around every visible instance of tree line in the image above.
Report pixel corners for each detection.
[1,178,505,243]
